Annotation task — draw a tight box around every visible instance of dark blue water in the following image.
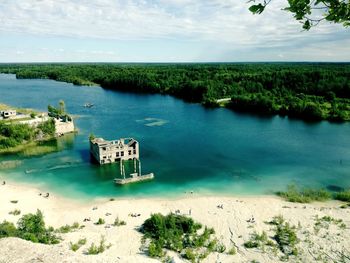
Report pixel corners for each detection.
[0,74,349,199]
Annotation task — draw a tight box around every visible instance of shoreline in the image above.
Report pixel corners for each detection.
[1,180,349,262]
[0,171,279,203]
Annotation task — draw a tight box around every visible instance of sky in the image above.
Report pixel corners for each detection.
[0,0,349,62]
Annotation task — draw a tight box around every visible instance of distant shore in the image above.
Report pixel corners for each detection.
[0,181,349,262]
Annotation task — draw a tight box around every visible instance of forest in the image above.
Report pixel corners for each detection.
[0,63,349,121]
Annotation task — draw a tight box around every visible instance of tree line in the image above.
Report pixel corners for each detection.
[0,63,349,121]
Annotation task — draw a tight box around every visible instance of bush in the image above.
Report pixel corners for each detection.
[274,217,299,257]
[16,210,59,244]
[37,119,55,136]
[94,218,105,225]
[140,213,220,261]
[277,184,331,203]
[0,221,17,238]
[228,246,237,255]
[0,122,35,149]
[0,210,59,244]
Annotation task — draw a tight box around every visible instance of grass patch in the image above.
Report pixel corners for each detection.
[277,184,331,203]
[70,238,87,252]
[334,190,350,202]
[113,217,126,226]
[86,236,111,255]
[56,222,80,233]
[140,213,221,262]
[228,246,237,255]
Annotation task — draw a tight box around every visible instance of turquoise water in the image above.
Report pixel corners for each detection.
[0,73,349,200]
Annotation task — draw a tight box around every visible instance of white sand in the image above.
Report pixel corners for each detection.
[0,182,349,263]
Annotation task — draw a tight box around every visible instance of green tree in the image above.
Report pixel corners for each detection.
[249,0,350,30]
[59,100,65,115]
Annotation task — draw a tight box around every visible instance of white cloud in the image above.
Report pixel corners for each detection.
[0,1,345,43]
[0,0,348,61]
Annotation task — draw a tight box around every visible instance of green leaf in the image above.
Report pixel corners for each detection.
[249,4,265,14]
[302,20,311,30]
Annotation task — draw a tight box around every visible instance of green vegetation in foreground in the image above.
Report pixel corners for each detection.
[140,213,225,262]
[1,63,350,122]
[277,184,350,203]
[0,210,59,244]
[244,216,299,261]
[86,236,111,255]
[70,238,87,252]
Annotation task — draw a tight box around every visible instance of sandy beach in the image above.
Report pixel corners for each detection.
[0,182,349,263]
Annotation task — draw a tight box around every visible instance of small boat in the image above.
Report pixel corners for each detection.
[83,103,94,108]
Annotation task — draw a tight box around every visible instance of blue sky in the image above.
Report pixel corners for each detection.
[0,0,349,62]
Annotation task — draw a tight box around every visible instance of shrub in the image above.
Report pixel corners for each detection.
[0,221,17,238]
[228,246,237,255]
[17,210,59,244]
[274,217,299,257]
[0,210,59,244]
[37,119,55,136]
[215,243,226,253]
[140,213,219,261]
[94,218,105,225]
[70,242,80,252]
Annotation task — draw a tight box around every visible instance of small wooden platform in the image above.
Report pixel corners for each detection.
[114,173,154,185]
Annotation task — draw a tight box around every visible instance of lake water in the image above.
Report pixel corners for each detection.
[0,73,349,200]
